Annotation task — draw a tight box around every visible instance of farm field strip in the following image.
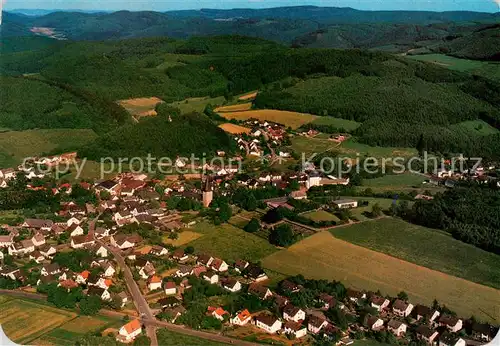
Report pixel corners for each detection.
[0,299,77,344]
[262,231,500,322]
[215,103,253,112]
[331,218,500,289]
[117,97,164,117]
[220,109,318,129]
[218,123,251,134]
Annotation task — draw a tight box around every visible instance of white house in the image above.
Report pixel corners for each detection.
[164,281,177,295]
[66,217,81,227]
[67,224,84,237]
[387,320,407,337]
[222,279,242,293]
[416,325,439,345]
[147,275,162,291]
[439,315,463,333]
[254,316,282,334]
[366,316,384,331]
[116,319,142,343]
[211,307,229,321]
[283,304,306,322]
[210,258,229,272]
[31,233,46,247]
[284,321,307,339]
[231,310,252,326]
[370,295,390,312]
[308,316,328,334]
[203,272,219,284]
[0,235,14,248]
[110,234,141,250]
[39,244,57,258]
[71,234,95,249]
[88,286,111,301]
[8,240,35,256]
[101,262,116,277]
[94,245,108,258]
[439,333,466,346]
[333,199,358,209]
[392,300,414,317]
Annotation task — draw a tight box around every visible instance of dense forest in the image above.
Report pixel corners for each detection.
[402,187,500,254]
[79,112,234,160]
[1,34,500,159]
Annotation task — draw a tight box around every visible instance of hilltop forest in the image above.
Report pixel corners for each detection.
[1,33,500,159]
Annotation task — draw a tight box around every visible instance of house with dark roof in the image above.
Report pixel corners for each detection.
[412,304,440,323]
[283,304,305,322]
[392,299,414,317]
[439,332,466,346]
[471,322,498,342]
[366,315,384,331]
[284,321,307,339]
[243,263,268,282]
[254,315,282,334]
[416,325,439,345]
[438,315,463,333]
[387,319,407,337]
[248,283,273,300]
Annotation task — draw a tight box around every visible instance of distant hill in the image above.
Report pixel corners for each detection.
[2,6,498,45]
[166,6,498,24]
[435,25,500,60]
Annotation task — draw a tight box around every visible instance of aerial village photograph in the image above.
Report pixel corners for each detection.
[0,0,499,345]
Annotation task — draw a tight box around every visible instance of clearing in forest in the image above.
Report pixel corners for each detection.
[220,109,317,129]
[218,123,252,134]
[117,97,164,119]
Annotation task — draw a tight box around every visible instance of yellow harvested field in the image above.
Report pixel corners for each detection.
[262,232,500,322]
[117,97,164,118]
[163,230,202,247]
[0,299,76,344]
[238,91,258,101]
[219,123,251,134]
[215,103,253,112]
[59,316,108,333]
[221,109,318,129]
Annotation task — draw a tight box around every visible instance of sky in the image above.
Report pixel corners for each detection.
[2,0,499,12]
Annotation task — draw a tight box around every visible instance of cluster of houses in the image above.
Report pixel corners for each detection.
[427,164,500,189]
[345,289,498,346]
[231,119,289,158]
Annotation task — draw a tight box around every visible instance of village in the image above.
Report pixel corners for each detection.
[0,146,498,346]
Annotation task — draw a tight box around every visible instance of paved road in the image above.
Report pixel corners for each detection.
[97,239,159,346]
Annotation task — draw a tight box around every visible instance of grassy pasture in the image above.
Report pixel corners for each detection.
[290,136,337,155]
[221,109,317,129]
[331,218,500,289]
[187,222,277,262]
[117,97,164,118]
[301,210,340,222]
[169,96,226,114]
[262,231,500,322]
[155,53,203,70]
[218,123,251,134]
[361,173,426,189]
[408,54,500,81]
[450,120,499,136]
[311,116,361,131]
[215,103,253,112]
[0,129,97,168]
[163,230,202,247]
[157,328,224,346]
[0,298,76,344]
[339,139,417,158]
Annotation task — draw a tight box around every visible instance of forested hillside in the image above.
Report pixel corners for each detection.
[436,25,500,60]
[404,187,500,254]
[1,35,499,159]
[79,112,234,160]
[0,76,128,132]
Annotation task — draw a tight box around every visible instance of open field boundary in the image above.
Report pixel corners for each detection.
[262,231,500,322]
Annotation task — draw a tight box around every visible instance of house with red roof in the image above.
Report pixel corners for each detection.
[117,319,142,343]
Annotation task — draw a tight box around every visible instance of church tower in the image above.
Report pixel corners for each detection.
[202,175,214,208]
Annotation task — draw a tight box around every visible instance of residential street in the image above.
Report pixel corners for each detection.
[98,240,159,346]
